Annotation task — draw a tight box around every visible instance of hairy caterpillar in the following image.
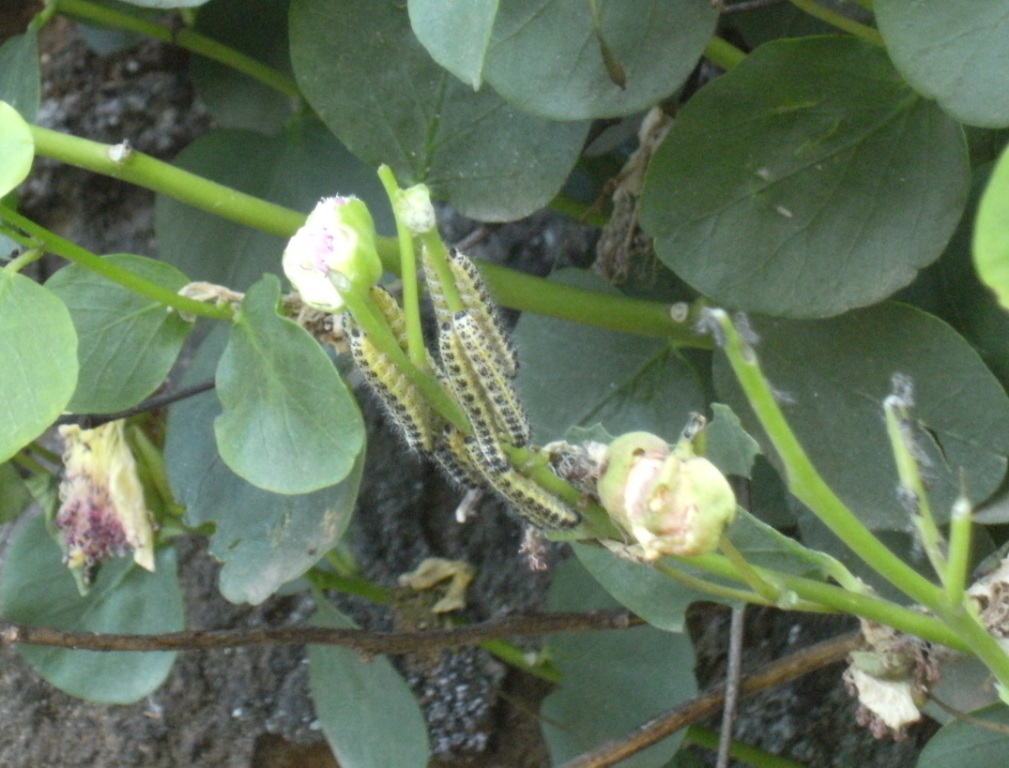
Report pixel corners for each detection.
[482,466,581,529]
[446,250,518,378]
[452,311,530,448]
[343,313,435,453]
[437,318,509,475]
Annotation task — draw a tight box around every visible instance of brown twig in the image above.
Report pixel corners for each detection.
[0,609,641,655]
[557,630,862,768]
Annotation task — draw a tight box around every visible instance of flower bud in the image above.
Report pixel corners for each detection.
[55,420,156,589]
[395,184,437,235]
[598,431,735,559]
[282,196,383,312]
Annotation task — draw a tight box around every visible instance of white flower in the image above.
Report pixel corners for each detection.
[56,420,155,586]
[282,196,383,312]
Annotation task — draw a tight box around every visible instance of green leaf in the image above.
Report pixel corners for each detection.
[541,557,696,767]
[46,254,193,414]
[876,0,1009,128]
[166,326,364,604]
[309,598,430,768]
[0,100,33,197]
[573,542,710,633]
[0,272,77,463]
[975,146,1009,312]
[917,703,1009,767]
[728,508,835,580]
[0,461,31,523]
[289,0,589,222]
[0,515,183,704]
[408,0,498,89]
[189,0,293,133]
[0,31,40,122]
[215,275,363,494]
[155,118,393,291]
[704,403,760,478]
[483,0,718,120]
[713,303,1009,530]
[639,36,969,319]
[514,269,704,444]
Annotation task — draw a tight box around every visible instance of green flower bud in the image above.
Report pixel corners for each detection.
[282,196,383,311]
[596,431,669,529]
[598,431,735,559]
[395,184,437,235]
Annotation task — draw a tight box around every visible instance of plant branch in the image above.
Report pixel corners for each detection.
[787,0,884,44]
[54,0,300,97]
[55,380,217,427]
[0,609,639,654]
[557,630,861,768]
[0,204,234,321]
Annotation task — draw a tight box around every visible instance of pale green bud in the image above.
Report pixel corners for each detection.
[395,184,437,234]
[282,196,383,311]
[598,431,735,559]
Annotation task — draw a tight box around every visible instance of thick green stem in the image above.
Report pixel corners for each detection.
[787,0,885,44]
[704,36,747,70]
[945,493,972,606]
[29,126,305,239]
[377,166,426,368]
[718,534,782,604]
[672,552,967,652]
[712,311,944,609]
[0,204,233,320]
[419,230,465,313]
[55,0,300,97]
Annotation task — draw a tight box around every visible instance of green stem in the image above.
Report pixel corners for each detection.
[704,36,747,70]
[712,311,943,609]
[945,492,972,606]
[787,0,885,44]
[478,638,561,683]
[0,204,233,320]
[480,261,713,347]
[673,551,968,652]
[685,725,812,768]
[4,248,42,274]
[884,391,946,581]
[419,230,465,313]
[651,558,779,608]
[29,125,305,239]
[54,0,300,97]
[11,451,52,477]
[27,441,61,465]
[718,534,782,604]
[377,166,426,368]
[339,281,470,432]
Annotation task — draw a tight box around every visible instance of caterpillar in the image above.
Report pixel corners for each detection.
[437,318,509,475]
[451,310,530,448]
[343,313,435,453]
[446,250,519,379]
[482,465,581,529]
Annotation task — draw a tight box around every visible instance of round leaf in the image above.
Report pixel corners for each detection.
[166,326,363,604]
[0,515,183,704]
[917,704,1009,767]
[975,145,1009,312]
[408,0,498,89]
[309,599,430,768]
[876,0,1009,128]
[0,272,77,463]
[483,0,718,120]
[513,269,704,443]
[289,0,589,222]
[0,31,41,122]
[46,254,193,413]
[640,36,969,318]
[189,0,294,133]
[541,557,696,767]
[713,303,1009,530]
[0,100,33,197]
[214,275,364,494]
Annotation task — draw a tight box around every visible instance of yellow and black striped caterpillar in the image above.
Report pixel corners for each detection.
[346,253,579,529]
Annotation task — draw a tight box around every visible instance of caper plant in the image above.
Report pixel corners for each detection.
[2,1,1009,766]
